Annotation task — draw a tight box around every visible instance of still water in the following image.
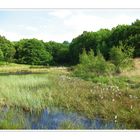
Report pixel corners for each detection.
[0,107,122,129]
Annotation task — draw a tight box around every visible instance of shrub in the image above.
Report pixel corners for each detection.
[110,43,134,73]
[74,49,115,78]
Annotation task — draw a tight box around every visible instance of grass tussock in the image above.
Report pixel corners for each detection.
[0,75,49,111]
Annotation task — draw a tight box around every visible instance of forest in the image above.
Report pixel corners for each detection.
[0,19,140,66]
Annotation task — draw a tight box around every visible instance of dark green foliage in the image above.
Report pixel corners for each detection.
[45,41,70,65]
[0,19,139,66]
[126,20,140,57]
[63,41,70,46]
[0,35,15,62]
[127,34,140,57]
[69,31,95,64]
[69,29,111,64]
[14,39,53,65]
[69,19,140,64]
[109,20,140,57]
[108,25,129,47]
[0,49,4,61]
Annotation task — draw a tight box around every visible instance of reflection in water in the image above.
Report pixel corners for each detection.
[0,107,123,129]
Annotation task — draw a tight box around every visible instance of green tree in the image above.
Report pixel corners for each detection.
[69,29,111,64]
[108,20,140,57]
[45,41,70,65]
[14,39,52,65]
[69,19,140,65]
[126,20,140,57]
[0,35,15,62]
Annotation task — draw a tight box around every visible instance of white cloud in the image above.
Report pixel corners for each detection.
[64,13,138,33]
[48,10,72,18]
[0,29,22,41]
[17,25,38,32]
[0,28,73,43]
[25,26,38,32]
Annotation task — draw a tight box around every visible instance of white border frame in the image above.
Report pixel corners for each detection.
[0,0,140,8]
[0,0,140,138]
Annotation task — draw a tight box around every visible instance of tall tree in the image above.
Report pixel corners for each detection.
[0,35,15,62]
[14,39,52,65]
[45,41,70,65]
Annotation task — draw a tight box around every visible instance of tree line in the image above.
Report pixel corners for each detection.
[0,19,139,66]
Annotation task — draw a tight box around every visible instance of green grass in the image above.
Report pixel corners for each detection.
[0,62,69,75]
[0,62,140,129]
[47,74,140,129]
[0,74,49,111]
[0,108,27,129]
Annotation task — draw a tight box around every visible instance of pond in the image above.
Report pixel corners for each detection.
[0,71,47,76]
[0,107,123,129]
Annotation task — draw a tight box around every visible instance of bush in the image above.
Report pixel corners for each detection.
[74,49,115,79]
[110,43,134,73]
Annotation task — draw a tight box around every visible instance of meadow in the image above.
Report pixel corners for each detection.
[0,59,140,129]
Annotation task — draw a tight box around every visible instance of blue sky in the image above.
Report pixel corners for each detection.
[0,9,139,42]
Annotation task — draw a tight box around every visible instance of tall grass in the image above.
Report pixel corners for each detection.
[0,63,140,129]
[48,74,140,129]
[0,74,49,111]
[0,108,27,129]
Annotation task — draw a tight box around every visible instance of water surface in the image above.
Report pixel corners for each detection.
[0,107,122,129]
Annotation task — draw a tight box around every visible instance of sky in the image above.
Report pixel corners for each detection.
[0,9,139,43]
